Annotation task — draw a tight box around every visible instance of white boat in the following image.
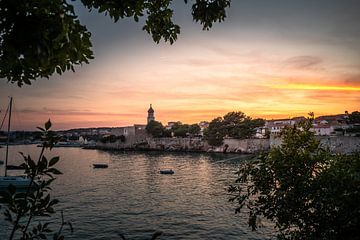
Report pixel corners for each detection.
[0,97,33,190]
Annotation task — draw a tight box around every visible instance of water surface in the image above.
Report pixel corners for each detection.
[0,145,273,239]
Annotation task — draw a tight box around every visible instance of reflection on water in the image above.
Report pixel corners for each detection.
[0,145,272,239]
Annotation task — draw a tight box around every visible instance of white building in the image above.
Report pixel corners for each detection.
[311,124,335,136]
[265,117,306,134]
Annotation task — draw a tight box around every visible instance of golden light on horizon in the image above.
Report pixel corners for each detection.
[1,17,360,130]
[267,83,360,91]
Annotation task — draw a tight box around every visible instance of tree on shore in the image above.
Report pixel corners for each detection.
[204,111,265,146]
[222,112,265,139]
[188,123,201,136]
[204,117,225,146]
[349,111,360,124]
[228,117,360,239]
[0,0,231,86]
[171,122,200,137]
[146,120,165,138]
[171,122,189,137]
[146,121,201,138]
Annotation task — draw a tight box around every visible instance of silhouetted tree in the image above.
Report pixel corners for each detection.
[229,117,360,239]
[172,122,190,137]
[188,124,201,135]
[205,112,265,146]
[222,111,264,139]
[146,120,165,138]
[0,0,231,86]
[349,111,360,124]
[204,117,225,146]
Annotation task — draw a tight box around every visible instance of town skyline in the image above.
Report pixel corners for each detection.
[0,100,355,131]
[0,0,359,130]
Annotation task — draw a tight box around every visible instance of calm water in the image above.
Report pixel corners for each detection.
[0,145,273,239]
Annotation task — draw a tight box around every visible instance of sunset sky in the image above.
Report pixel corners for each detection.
[1,0,359,130]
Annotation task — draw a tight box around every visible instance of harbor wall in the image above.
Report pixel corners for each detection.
[96,135,359,154]
[270,135,360,154]
[96,137,270,154]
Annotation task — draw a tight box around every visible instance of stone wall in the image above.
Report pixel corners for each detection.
[220,138,270,153]
[270,135,360,154]
[96,134,359,154]
[317,136,360,154]
[96,137,270,154]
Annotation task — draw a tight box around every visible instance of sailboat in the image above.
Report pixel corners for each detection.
[0,97,33,190]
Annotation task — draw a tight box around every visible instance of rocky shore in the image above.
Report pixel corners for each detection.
[93,135,360,154]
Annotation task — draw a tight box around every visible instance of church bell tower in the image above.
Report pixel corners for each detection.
[147,104,155,124]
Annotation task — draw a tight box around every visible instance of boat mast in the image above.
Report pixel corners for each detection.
[5,97,12,177]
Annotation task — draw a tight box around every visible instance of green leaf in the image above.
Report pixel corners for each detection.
[47,168,62,175]
[45,119,52,130]
[37,127,46,132]
[49,156,60,167]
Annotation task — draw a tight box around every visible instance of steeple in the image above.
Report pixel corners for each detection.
[147,104,155,124]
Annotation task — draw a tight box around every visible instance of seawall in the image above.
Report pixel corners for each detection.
[96,137,270,154]
[270,135,360,154]
[96,135,360,154]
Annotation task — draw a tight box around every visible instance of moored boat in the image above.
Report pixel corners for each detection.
[0,97,33,190]
[93,163,108,168]
[160,169,174,174]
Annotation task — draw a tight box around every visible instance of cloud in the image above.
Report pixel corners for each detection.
[283,56,322,70]
[344,74,360,86]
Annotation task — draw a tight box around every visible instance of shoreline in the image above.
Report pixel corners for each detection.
[83,145,266,155]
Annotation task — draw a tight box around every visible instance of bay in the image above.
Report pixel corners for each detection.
[0,145,273,239]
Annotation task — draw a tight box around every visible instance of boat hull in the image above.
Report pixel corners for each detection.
[93,164,108,168]
[160,170,174,174]
[0,176,33,189]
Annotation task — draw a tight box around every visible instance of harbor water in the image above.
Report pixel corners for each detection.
[0,145,273,239]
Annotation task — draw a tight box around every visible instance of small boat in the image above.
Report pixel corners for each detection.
[93,163,108,168]
[53,142,81,148]
[0,176,33,189]
[160,169,174,174]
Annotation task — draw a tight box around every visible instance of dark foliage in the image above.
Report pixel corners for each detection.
[228,117,360,239]
[1,120,73,240]
[0,0,93,86]
[188,124,201,136]
[204,117,224,146]
[349,111,360,124]
[0,0,231,86]
[171,122,190,137]
[204,111,265,146]
[100,134,126,143]
[146,120,165,138]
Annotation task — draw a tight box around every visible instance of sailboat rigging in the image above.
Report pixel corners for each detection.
[0,97,33,189]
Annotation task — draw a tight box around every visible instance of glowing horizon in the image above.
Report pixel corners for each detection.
[0,0,359,130]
